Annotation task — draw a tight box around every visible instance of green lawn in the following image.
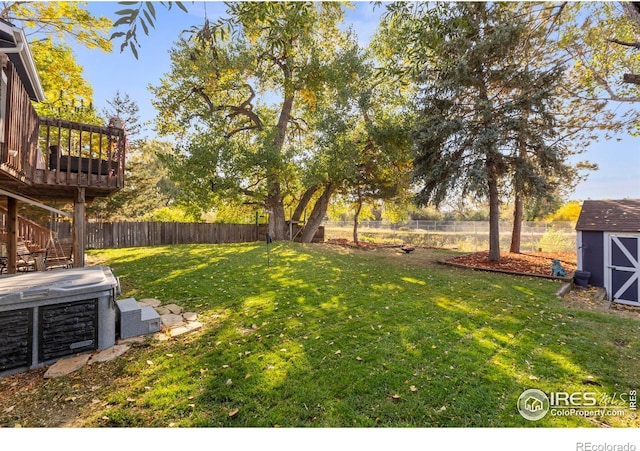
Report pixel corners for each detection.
[69,243,640,426]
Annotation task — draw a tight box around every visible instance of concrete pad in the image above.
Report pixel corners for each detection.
[165,303,183,314]
[183,312,198,322]
[44,354,91,379]
[88,344,130,364]
[138,298,162,308]
[161,313,185,328]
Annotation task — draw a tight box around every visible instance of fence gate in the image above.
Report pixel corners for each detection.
[608,234,640,306]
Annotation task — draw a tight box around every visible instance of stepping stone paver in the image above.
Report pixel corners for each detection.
[88,344,130,364]
[183,312,198,322]
[44,353,91,378]
[161,313,185,328]
[165,304,183,314]
[138,298,162,308]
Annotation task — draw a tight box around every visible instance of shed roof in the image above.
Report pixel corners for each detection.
[576,199,640,232]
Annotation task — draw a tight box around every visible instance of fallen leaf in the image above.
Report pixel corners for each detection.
[188,404,195,408]
[229,408,239,417]
[410,386,418,392]
[64,396,76,402]
[200,368,208,374]
[226,379,233,386]
[440,406,447,411]
[356,356,363,361]
[166,354,173,357]
[3,405,14,413]
[146,360,153,365]
[335,350,341,355]
[391,394,401,400]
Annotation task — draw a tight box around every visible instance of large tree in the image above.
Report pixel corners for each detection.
[306,43,413,244]
[558,2,640,133]
[152,2,351,241]
[385,2,583,261]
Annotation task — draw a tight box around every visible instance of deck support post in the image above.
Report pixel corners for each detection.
[6,196,17,274]
[72,187,85,268]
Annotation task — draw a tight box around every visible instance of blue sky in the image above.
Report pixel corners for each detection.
[70,1,639,202]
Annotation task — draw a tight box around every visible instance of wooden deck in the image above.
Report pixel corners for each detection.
[0,117,125,200]
[0,55,125,201]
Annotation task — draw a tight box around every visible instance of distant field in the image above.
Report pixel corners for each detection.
[324,220,576,253]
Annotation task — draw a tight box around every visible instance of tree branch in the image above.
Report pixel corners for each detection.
[606,37,640,49]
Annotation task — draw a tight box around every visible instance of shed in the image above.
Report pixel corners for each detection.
[575,199,640,306]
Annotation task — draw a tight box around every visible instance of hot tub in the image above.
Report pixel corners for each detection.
[0,266,120,375]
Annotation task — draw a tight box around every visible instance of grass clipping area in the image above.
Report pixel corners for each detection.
[1,242,639,428]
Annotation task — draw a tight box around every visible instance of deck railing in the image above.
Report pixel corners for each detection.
[37,117,126,190]
[0,206,54,252]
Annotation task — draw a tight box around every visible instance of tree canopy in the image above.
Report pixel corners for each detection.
[0,1,113,124]
[152,1,412,241]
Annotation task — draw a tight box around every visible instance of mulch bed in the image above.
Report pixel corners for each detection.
[444,251,577,279]
[325,238,399,249]
[325,239,577,280]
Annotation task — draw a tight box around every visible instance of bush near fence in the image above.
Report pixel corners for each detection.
[323,220,576,253]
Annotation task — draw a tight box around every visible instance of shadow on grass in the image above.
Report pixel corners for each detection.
[82,243,640,428]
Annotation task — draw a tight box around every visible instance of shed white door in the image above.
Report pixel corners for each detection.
[608,234,640,306]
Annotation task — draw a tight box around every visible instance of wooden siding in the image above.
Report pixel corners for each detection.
[1,53,39,182]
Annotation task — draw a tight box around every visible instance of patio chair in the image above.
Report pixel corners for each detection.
[16,240,44,271]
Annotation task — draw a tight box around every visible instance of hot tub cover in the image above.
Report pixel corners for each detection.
[0,266,119,306]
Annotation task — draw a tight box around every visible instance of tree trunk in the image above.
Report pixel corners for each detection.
[509,193,523,253]
[301,184,333,243]
[353,198,362,245]
[487,159,501,262]
[266,82,295,241]
[266,182,287,241]
[291,185,319,223]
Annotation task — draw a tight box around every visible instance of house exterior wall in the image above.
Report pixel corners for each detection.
[580,230,605,288]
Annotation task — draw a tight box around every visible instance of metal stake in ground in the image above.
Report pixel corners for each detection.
[266,233,273,268]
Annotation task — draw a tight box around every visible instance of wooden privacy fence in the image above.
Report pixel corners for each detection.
[85,222,325,249]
